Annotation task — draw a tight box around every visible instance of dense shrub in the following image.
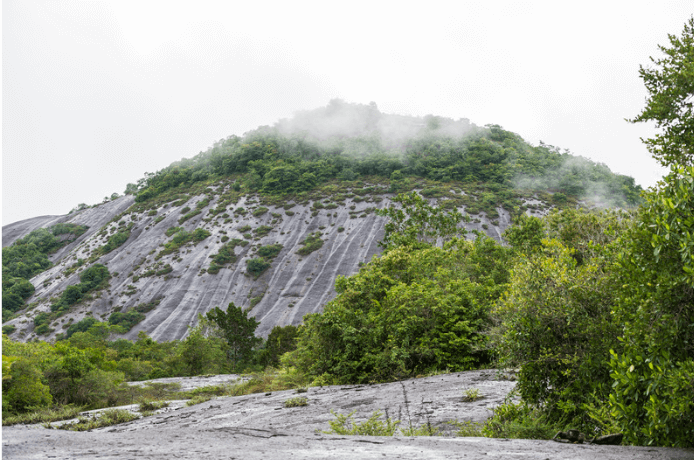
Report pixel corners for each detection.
[287,237,510,383]
[246,258,270,278]
[296,232,324,255]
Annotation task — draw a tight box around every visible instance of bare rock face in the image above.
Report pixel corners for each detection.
[3,187,520,342]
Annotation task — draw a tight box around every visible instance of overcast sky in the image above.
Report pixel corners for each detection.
[2,1,691,225]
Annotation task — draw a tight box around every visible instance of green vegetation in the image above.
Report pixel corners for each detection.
[2,224,87,321]
[130,99,641,214]
[284,396,308,407]
[208,238,245,274]
[246,243,282,278]
[108,310,146,332]
[324,410,401,436]
[156,227,211,260]
[296,232,324,255]
[256,243,283,259]
[99,224,132,255]
[51,263,111,314]
[55,408,139,431]
[252,206,269,216]
[203,303,262,371]
[253,225,273,237]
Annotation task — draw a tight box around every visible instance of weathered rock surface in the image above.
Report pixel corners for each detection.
[3,370,692,460]
[3,187,518,342]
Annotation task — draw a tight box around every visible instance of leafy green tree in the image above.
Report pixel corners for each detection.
[107,310,145,333]
[608,169,694,446]
[257,325,299,368]
[606,18,694,447]
[494,237,622,428]
[375,191,464,250]
[288,237,509,384]
[628,17,694,168]
[65,318,100,339]
[175,326,227,376]
[3,358,53,413]
[204,303,262,371]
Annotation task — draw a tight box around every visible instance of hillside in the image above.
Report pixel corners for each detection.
[2,100,642,343]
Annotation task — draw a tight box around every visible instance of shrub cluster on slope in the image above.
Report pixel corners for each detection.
[2,224,87,321]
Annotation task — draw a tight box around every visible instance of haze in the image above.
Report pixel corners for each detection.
[3,1,690,225]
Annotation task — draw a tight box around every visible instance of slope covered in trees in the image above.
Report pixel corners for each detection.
[132,99,642,209]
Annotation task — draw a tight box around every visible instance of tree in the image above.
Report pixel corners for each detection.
[288,237,509,384]
[607,17,694,447]
[204,303,262,371]
[176,326,226,376]
[494,237,622,428]
[375,192,464,250]
[257,325,299,368]
[628,17,694,168]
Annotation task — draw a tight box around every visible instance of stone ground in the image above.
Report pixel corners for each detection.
[3,370,693,459]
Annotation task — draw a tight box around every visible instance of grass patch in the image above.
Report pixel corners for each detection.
[2,405,84,426]
[284,396,308,408]
[138,400,169,412]
[324,410,400,436]
[185,395,213,406]
[54,409,139,431]
[462,388,481,402]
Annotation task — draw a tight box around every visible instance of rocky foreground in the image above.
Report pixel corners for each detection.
[3,370,692,459]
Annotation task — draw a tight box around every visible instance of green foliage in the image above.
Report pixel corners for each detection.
[288,237,509,384]
[601,20,694,447]
[208,238,243,274]
[481,397,561,440]
[256,243,283,259]
[204,303,262,371]
[607,167,694,447]
[256,324,299,368]
[138,400,169,412]
[99,226,131,254]
[284,396,308,407]
[246,257,270,278]
[324,410,400,436]
[108,310,146,332]
[628,17,694,168]
[130,101,641,211]
[2,405,82,426]
[156,227,211,259]
[252,206,269,216]
[186,394,213,406]
[3,358,53,413]
[376,191,463,250]
[462,388,481,402]
[494,234,622,427]
[56,408,139,431]
[2,224,87,320]
[175,326,227,376]
[51,264,111,314]
[253,225,273,237]
[65,318,100,339]
[296,232,324,255]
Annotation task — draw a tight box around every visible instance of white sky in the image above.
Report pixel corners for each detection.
[2,1,691,225]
